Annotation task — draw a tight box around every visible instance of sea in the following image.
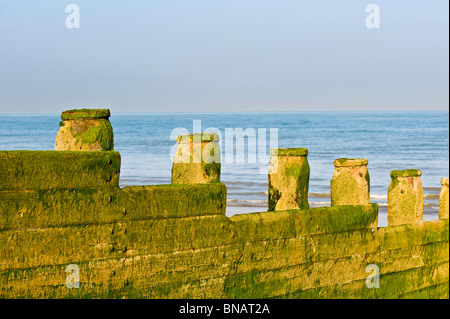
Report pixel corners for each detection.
[0,111,448,227]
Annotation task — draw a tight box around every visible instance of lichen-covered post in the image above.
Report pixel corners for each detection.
[331,158,370,206]
[439,178,449,220]
[55,109,114,151]
[171,132,221,184]
[268,148,310,211]
[387,169,423,226]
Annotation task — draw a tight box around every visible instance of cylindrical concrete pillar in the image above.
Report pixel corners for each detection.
[388,169,423,226]
[439,178,449,220]
[268,148,310,211]
[55,109,114,151]
[330,158,370,206]
[171,132,221,184]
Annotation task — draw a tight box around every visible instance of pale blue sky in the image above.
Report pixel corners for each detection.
[0,0,448,113]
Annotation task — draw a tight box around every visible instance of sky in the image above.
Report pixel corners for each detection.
[0,0,448,113]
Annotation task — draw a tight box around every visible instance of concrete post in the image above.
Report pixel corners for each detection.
[55,109,114,151]
[268,148,310,211]
[171,132,221,184]
[388,169,423,226]
[330,158,370,206]
[439,178,449,220]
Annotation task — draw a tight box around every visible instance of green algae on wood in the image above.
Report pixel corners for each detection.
[0,192,448,299]
[171,132,221,185]
[268,148,310,211]
[61,109,111,120]
[72,119,114,151]
[230,204,379,239]
[331,158,370,206]
[0,151,120,191]
[176,132,219,143]
[270,148,308,157]
[390,169,422,178]
[439,178,449,220]
[333,158,368,167]
[388,169,423,226]
[0,204,380,271]
[55,109,114,151]
[3,239,447,299]
[0,183,227,231]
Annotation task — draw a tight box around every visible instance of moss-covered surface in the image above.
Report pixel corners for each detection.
[230,204,379,239]
[61,109,110,120]
[71,119,114,151]
[271,148,309,157]
[224,251,449,299]
[0,151,120,191]
[388,175,423,226]
[268,154,310,211]
[55,118,114,151]
[204,163,221,181]
[440,178,449,220]
[268,187,281,211]
[171,139,221,184]
[331,163,370,206]
[0,203,377,271]
[281,260,449,299]
[334,158,368,167]
[0,188,120,231]
[0,183,227,231]
[176,132,219,143]
[1,210,447,299]
[390,169,422,178]
[120,183,227,218]
[0,149,448,299]
[171,162,221,184]
[3,257,447,299]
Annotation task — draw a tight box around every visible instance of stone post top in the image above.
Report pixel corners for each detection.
[390,169,422,178]
[176,132,219,143]
[441,178,449,186]
[333,158,368,167]
[270,148,308,157]
[61,109,111,120]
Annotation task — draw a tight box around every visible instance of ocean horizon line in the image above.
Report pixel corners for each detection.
[0,110,448,115]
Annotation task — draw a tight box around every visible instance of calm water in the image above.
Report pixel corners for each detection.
[0,112,448,224]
